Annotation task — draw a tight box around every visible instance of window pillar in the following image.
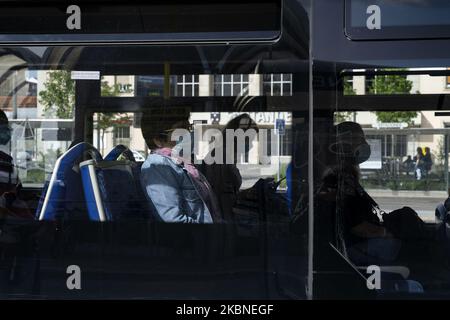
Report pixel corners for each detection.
[199,74,214,97]
[249,74,263,96]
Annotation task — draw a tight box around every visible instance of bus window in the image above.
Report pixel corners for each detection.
[0,0,311,300]
[0,48,310,300]
[314,64,450,299]
[1,69,75,189]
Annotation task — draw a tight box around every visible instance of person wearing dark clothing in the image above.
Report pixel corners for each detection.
[198,113,257,223]
[322,122,401,265]
[0,110,32,221]
[414,147,424,180]
[403,155,414,176]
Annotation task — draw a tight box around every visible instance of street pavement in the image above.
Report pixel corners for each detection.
[372,196,441,222]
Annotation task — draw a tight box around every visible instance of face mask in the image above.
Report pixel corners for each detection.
[329,141,371,164]
[354,143,371,164]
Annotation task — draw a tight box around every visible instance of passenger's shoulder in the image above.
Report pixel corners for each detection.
[143,153,176,168]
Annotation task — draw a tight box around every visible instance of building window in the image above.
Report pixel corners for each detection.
[175,75,199,97]
[263,74,293,96]
[366,134,407,158]
[114,126,130,139]
[214,74,249,97]
[394,134,407,157]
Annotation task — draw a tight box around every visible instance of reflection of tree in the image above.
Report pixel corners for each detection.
[38,148,63,169]
[369,73,417,124]
[95,113,131,153]
[38,70,75,119]
[95,81,132,153]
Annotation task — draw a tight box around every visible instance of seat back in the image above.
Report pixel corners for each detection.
[36,142,102,221]
[80,159,151,221]
[104,145,135,161]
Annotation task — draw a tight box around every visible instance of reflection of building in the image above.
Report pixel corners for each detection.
[0,70,37,119]
[97,74,294,162]
[103,73,293,98]
[348,72,450,161]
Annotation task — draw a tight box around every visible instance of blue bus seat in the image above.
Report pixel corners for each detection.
[79,159,151,221]
[36,142,102,221]
[104,145,135,161]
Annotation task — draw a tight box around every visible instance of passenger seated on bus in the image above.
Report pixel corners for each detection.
[436,188,450,222]
[322,122,401,265]
[198,113,257,222]
[0,110,32,221]
[140,112,222,223]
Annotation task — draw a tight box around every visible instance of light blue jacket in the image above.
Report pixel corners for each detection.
[140,153,213,223]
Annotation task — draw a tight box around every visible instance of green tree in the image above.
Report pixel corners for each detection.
[38,70,75,119]
[369,73,417,124]
[343,77,356,96]
[101,80,121,97]
[374,111,418,124]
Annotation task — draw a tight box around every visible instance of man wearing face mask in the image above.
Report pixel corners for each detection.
[323,122,401,265]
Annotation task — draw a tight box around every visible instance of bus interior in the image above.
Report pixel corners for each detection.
[2,0,450,300]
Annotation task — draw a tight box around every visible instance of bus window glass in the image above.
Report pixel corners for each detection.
[315,65,450,299]
[0,69,74,188]
[0,0,311,300]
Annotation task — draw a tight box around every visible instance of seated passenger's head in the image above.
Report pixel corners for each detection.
[330,121,370,167]
[140,110,191,151]
[223,113,258,163]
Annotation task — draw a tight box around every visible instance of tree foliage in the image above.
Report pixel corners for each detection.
[38,70,75,119]
[369,74,417,124]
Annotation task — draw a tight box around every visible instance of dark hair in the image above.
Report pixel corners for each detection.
[335,121,365,137]
[223,113,258,132]
[140,110,190,150]
[0,110,8,125]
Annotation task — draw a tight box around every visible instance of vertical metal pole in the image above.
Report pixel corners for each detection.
[307,0,315,301]
[12,71,17,119]
[12,71,18,163]
[392,134,395,179]
[96,113,101,150]
[277,131,281,182]
[445,134,449,193]
[164,62,170,100]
